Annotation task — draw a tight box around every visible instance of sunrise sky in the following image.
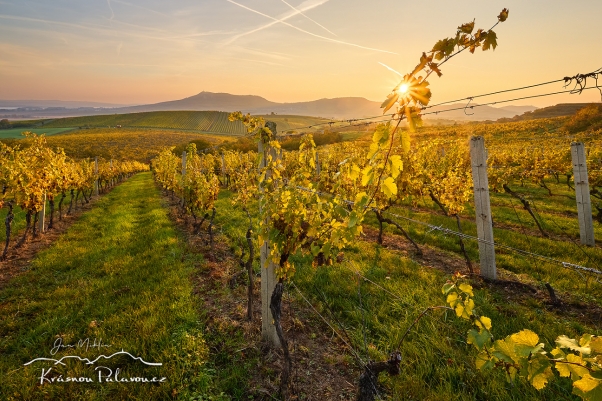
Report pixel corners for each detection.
[1,0,601,107]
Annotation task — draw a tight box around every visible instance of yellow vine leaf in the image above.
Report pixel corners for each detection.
[446,292,459,307]
[382,177,397,198]
[475,316,492,331]
[590,337,602,353]
[511,329,539,348]
[458,283,474,297]
[389,155,402,179]
[530,366,553,390]
[555,354,590,379]
[574,374,601,393]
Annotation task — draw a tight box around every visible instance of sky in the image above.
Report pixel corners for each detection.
[0,0,601,107]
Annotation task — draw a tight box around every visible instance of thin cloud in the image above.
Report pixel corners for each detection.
[0,14,230,44]
[278,0,336,36]
[235,46,292,61]
[230,57,286,67]
[112,0,172,19]
[224,0,397,54]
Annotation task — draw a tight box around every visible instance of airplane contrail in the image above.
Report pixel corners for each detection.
[378,62,404,77]
[225,0,396,54]
[278,0,337,37]
[224,0,330,45]
[107,0,115,20]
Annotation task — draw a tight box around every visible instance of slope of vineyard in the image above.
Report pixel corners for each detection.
[34,111,331,136]
[15,128,229,162]
[0,127,76,139]
[35,111,323,136]
[39,111,246,135]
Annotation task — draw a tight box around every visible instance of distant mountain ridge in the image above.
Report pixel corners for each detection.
[0,91,550,121]
[114,91,538,121]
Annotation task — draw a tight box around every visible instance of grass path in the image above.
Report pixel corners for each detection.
[0,172,223,400]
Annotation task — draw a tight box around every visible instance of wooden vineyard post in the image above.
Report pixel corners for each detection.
[38,193,46,234]
[181,151,187,208]
[221,154,226,186]
[109,159,113,187]
[259,121,280,347]
[181,151,187,177]
[315,152,321,176]
[469,136,496,280]
[571,142,595,246]
[94,157,99,196]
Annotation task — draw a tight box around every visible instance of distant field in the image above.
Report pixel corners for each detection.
[252,114,333,132]
[40,111,246,135]
[30,128,231,162]
[0,127,75,139]
[38,111,332,136]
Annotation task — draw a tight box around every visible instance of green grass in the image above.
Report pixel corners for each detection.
[381,178,602,304]
[0,173,226,400]
[0,127,76,139]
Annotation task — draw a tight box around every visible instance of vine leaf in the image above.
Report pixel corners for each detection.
[458,20,475,34]
[555,354,590,379]
[528,356,553,390]
[556,335,592,354]
[382,176,397,198]
[467,328,492,350]
[574,375,601,394]
[483,30,498,51]
[381,92,399,114]
[498,8,509,22]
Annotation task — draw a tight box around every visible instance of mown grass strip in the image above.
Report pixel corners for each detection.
[0,172,223,401]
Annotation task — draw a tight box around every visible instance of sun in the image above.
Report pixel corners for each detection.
[398,83,409,94]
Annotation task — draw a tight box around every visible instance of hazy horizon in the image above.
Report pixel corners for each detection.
[1,1,601,108]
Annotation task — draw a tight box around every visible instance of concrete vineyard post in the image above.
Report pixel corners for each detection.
[259,121,280,347]
[94,157,99,196]
[38,193,46,233]
[469,136,496,280]
[571,142,595,246]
